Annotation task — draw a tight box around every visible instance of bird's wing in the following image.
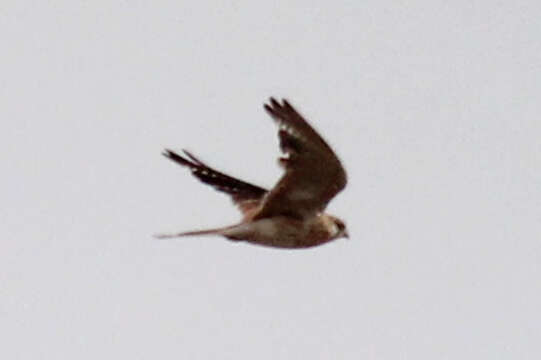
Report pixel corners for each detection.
[163,149,267,215]
[253,98,347,220]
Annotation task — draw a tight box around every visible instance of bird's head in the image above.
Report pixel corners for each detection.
[326,215,349,240]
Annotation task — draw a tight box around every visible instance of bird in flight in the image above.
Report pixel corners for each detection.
[157,98,348,248]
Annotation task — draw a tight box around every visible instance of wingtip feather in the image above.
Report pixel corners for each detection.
[182,149,203,165]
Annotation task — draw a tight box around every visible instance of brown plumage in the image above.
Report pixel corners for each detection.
[157,98,348,248]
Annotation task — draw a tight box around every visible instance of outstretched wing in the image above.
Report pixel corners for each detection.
[163,149,267,215]
[253,98,347,220]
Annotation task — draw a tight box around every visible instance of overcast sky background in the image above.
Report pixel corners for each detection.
[2,1,541,359]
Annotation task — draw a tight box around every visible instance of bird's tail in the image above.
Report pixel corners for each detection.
[154,224,239,239]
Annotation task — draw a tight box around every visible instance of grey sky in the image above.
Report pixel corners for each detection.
[2,1,541,359]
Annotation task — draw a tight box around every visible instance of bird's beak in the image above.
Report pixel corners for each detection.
[343,230,349,239]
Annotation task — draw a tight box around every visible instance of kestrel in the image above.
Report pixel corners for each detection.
[157,98,348,248]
